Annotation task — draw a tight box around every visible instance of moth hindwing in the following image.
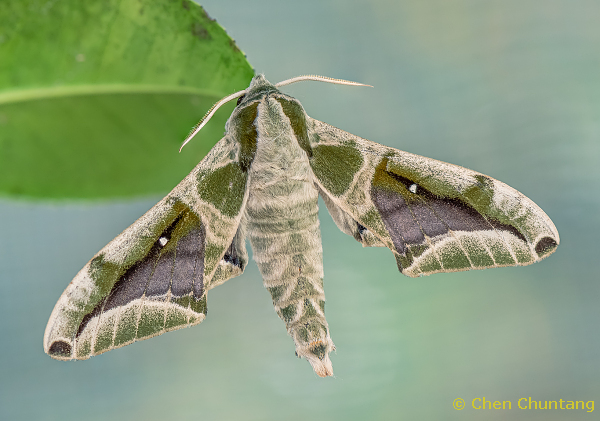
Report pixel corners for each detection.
[45,74,559,377]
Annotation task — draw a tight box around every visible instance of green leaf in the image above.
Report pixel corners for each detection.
[0,0,254,199]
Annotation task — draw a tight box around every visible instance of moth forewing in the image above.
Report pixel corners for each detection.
[44,135,251,360]
[306,117,559,278]
[45,74,559,378]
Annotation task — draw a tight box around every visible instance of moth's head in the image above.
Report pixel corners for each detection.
[179,74,371,151]
[234,74,280,108]
[248,74,275,91]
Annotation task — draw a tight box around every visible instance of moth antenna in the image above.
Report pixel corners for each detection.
[275,75,372,88]
[179,89,247,152]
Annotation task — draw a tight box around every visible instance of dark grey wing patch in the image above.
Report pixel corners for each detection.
[371,158,532,274]
[172,225,204,298]
[75,209,205,339]
[370,186,424,255]
[108,256,157,309]
[144,250,174,297]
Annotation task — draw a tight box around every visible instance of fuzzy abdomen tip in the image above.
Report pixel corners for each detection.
[297,339,335,377]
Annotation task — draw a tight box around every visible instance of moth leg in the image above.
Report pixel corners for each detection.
[318,185,386,248]
[206,221,248,290]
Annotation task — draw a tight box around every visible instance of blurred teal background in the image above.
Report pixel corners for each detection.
[1,0,599,420]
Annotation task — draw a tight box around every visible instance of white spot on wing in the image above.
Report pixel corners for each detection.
[158,237,168,247]
[409,183,418,194]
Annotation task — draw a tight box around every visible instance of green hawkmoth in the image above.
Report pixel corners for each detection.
[44,74,559,377]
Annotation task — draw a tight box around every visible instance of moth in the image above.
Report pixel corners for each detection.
[44,74,559,377]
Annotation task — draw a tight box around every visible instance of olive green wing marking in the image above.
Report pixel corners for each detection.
[44,134,252,360]
[308,118,559,277]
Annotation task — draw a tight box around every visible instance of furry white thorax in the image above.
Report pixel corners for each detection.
[246,97,317,214]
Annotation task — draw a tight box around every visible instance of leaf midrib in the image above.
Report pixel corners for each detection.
[0,84,225,105]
